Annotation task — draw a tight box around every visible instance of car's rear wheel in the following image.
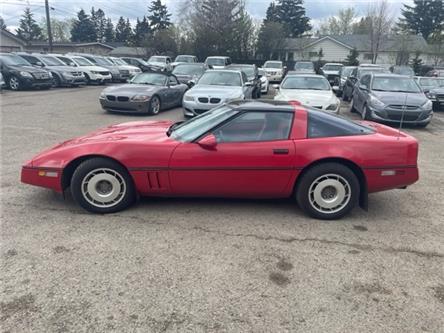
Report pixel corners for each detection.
[148,95,161,115]
[296,163,360,220]
[71,157,135,214]
[9,76,20,91]
[362,104,371,120]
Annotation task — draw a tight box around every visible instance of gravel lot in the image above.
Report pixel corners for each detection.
[1,86,444,333]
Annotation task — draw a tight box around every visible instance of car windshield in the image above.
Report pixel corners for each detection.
[372,77,421,93]
[264,62,282,69]
[40,56,65,66]
[0,54,31,66]
[111,58,126,65]
[94,57,113,66]
[175,56,194,63]
[295,62,313,70]
[419,78,441,88]
[393,67,414,75]
[172,64,204,76]
[206,58,225,66]
[170,105,238,141]
[73,57,94,66]
[358,68,384,78]
[198,71,241,86]
[281,76,330,90]
[230,66,254,78]
[131,73,166,85]
[323,64,343,71]
[341,67,354,77]
[149,56,166,63]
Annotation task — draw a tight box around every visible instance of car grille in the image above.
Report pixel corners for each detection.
[194,109,209,114]
[198,97,221,104]
[71,71,83,76]
[210,98,221,104]
[267,72,277,75]
[387,105,419,111]
[119,70,129,75]
[33,72,50,79]
[437,94,444,100]
[117,96,129,102]
[198,97,209,103]
[106,95,116,101]
[99,71,110,76]
[387,114,419,121]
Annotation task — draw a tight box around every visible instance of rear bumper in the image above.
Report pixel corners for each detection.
[365,166,419,193]
[21,166,63,192]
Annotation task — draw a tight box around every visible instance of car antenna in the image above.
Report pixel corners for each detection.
[397,93,408,140]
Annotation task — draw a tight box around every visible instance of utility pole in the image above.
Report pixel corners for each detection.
[45,0,53,52]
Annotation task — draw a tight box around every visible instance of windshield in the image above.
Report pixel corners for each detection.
[419,78,441,88]
[0,54,31,66]
[393,67,414,75]
[149,56,166,63]
[295,62,313,70]
[40,56,65,66]
[323,64,342,71]
[175,56,194,63]
[264,62,282,69]
[170,105,238,141]
[358,68,384,78]
[131,73,167,85]
[206,58,225,66]
[73,57,94,66]
[94,57,113,66]
[372,77,421,93]
[172,64,204,76]
[281,76,330,90]
[110,58,126,65]
[198,71,241,86]
[341,67,355,77]
[230,66,254,78]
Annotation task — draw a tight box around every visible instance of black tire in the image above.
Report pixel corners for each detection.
[84,73,91,85]
[8,76,21,91]
[70,157,136,214]
[148,95,161,115]
[52,74,61,87]
[296,163,360,220]
[362,104,371,120]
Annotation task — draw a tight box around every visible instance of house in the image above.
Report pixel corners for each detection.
[109,46,152,58]
[0,29,114,55]
[275,34,436,65]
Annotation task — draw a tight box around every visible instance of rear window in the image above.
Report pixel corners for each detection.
[307,109,374,138]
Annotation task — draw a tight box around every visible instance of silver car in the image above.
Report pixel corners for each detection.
[182,69,254,117]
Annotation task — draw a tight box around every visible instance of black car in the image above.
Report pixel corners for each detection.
[121,57,151,72]
[227,64,261,98]
[171,63,207,85]
[0,53,52,91]
[342,66,386,101]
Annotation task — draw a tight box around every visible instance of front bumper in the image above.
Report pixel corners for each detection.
[89,73,112,83]
[21,166,63,192]
[367,105,433,125]
[100,97,150,113]
[183,99,223,117]
[266,73,283,82]
[22,77,53,89]
[261,81,268,93]
[61,74,86,86]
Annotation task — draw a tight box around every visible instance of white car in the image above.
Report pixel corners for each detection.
[274,74,340,113]
[52,54,111,84]
[204,56,232,69]
[258,68,269,94]
[107,56,142,79]
[172,55,198,68]
[0,72,5,90]
[262,60,285,82]
[147,56,172,72]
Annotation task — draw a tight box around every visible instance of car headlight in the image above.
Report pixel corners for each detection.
[426,92,436,99]
[422,99,433,110]
[183,95,194,102]
[369,95,386,108]
[91,71,99,74]
[131,94,151,102]
[99,92,106,99]
[20,71,33,78]
[326,103,339,111]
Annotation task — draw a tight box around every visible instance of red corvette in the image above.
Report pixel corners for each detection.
[21,101,419,220]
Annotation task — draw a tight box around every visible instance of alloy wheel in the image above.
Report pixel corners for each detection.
[308,173,351,214]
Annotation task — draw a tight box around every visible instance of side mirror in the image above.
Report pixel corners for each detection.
[244,82,253,87]
[272,84,280,89]
[36,61,44,67]
[187,80,195,88]
[198,133,217,150]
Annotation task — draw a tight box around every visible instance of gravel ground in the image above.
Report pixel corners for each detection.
[1,86,444,333]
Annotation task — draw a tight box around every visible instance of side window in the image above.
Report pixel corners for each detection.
[21,55,38,65]
[241,72,248,83]
[213,112,293,143]
[360,75,370,87]
[226,58,231,65]
[58,57,71,66]
[168,76,178,86]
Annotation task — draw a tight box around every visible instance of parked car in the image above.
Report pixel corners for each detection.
[274,74,340,113]
[262,60,285,82]
[204,56,232,69]
[171,63,207,85]
[146,56,172,72]
[227,64,261,99]
[425,69,444,77]
[121,57,152,72]
[0,72,5,90]
[258,68,269,94]
[338,66,357,97]
[0,53,52,90]
[342,66,386,101]
[106,56,142,79]
[172,55,198,68]
[182,69,254,117]
[99,72,187,115]
[351,73,433,127]
[390,65,414,76]
[320,63,343,89]
[69,53,124,82]
[15,52,86,87]
[21,100,420,220]
[53,54,111,85]
[414,76,444,111]
[293,61,315,74]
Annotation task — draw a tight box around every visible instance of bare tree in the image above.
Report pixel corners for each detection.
[367,0,393,64]
[319,8,357,35]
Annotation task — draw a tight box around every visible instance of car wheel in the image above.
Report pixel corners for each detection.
[71,157,135,214]
[84,73,91,85]
[148,95,161,115]
[9,76,20,91]
[52,74,61,87]
[296,163,360,220]
[362,104,371,120]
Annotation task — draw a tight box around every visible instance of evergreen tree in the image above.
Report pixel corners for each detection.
[91,7,107,42]
[148,0,172,31]
[397,0,444,40]
[264,2,279,22]
[16,7,43,41]
[345,48,359,66]
[276,0,311,37]
[115,17,133,44]
[70,9,97,42]
[133,16,151,46]
[103,18,115,43]
[256,21,286,59]
[410,51,423,75]
[0,16,7,30]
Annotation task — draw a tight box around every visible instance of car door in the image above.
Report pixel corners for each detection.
[167,75,183,106]
[355,74,370,113]
[346,68,358,96]
[241,72,253,98]
[169,111,296,197]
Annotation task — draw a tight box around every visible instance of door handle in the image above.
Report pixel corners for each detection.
[273,148,289,155]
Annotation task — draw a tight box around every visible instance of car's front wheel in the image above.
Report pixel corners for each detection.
[71,157,136,214]
[296,163,360,220]
[9,76,21,91]
[148,95,161,115]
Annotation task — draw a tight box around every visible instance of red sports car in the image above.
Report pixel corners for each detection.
[21,101,419,220]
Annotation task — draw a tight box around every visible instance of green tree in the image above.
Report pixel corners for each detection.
[276,0,311,37]
[16,7,43,41]
[151,28,177,54]
[91,7,107,42]
[264,1,279,22]
[70,9,97,42]
[103,18,115,42]
[0,16,7,30]
[319,8,356,35]
[345,48,359,66]
[410,51,423,75]
[397,0,444,40]
[148,0,172,31]
[133,16,151,46]
[115,17,133,44]
[256,21,286,59]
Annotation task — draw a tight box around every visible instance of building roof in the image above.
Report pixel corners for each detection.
[109,46,150,57]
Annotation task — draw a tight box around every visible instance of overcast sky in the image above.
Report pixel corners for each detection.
[1,0,413,31]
